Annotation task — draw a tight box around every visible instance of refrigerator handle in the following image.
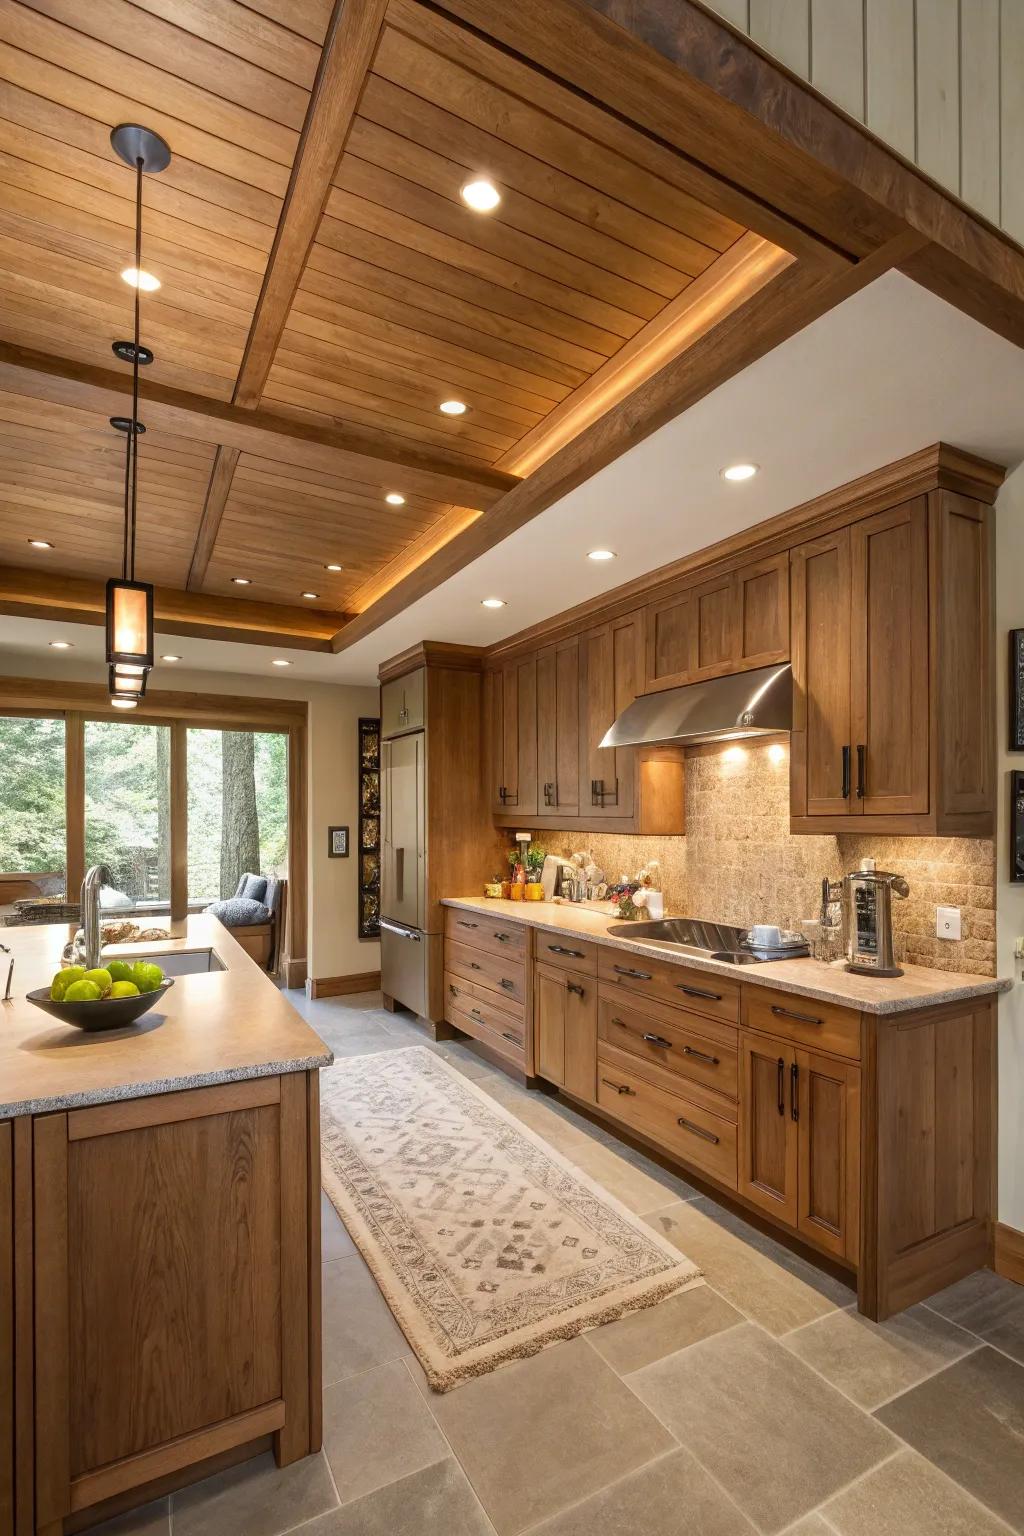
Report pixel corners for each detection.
[380,919,421,941]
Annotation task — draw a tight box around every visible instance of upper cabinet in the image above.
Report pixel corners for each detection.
[791,489,994,835]
[579,611,644,820]
[536,637,580,818]
[644,553,789,693]
[485,658,537,817]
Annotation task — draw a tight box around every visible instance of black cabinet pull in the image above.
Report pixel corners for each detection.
[470,962,482,971]
[771,1003,823,1027]
[543,781,556,806]
[457,919,479,929]
[677,1117,720,1145]
[495,932,512,943]
[500,978,515,990]
[677,983,722,1002]
[682,1045,720,1066]
[790,1061,799,1121]
[777,1057,785,1115]
[642,1032,673,1049]
[841,744,851,800]
[567,980,585,997]
[614,964,652,980]
[591,777,619,806]
[549,944,585,958]
[499,785,506,804]
[499,785,518,806]
[601,1077,635,1096]
[449,983,458,997]
[501,1030,520,1045]
[856,743,866,800]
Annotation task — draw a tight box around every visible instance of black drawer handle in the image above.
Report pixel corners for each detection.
[549,944,585,958]
[681,1045,720,1066]
[448,983,458,996]
[495,932,512,943]
[470,1007,484,1020]
[601,1077,635,1096]
[677,983,722,1002]
[771,1004,823,1027]
[791,1060,799,1122]
[614,964,652,980]
[777,1056,785,1116]
[470,962,482,971]
[501,1030,521,1045]
[500,977,515,990]
[567,980,585,997]
[677,1117,720,1145]
[457,919,479,929]
[642,1032,673,1049]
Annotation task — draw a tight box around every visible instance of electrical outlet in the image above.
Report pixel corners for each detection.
[936,906,962,941]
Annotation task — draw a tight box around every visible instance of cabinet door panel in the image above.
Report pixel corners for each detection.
[791,528,853,816]
[851,499,929,815]
[644,589,695,692]
[484,669,505,815]
[537,638,579,815]
[691,573,738,679]
[738,1032,798,1225]
[580,612,643,819]
[535,963,597,1103]
[797,1049,860,1263]
[736,553,789,667]
[511,657,538,818]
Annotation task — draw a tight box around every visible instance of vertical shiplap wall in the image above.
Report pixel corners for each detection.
[704,0,1024,240]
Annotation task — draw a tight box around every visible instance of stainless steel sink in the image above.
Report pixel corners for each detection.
[605,917,808,964]
[130,949,227,976]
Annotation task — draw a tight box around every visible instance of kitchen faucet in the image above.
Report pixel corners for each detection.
[81,864,112,970]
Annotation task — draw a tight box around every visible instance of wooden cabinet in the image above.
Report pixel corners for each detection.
[31,1076,320,1528]
[792,491,993,834]
[579,610,644,819]
[535,962,597,1103]
[536,636,580,816]
[485,658,537,817]
[644,553,789,692]
[0,1122,11,1536]
[381,667,424,738]
[444,910,533,1074]
[739,1029,859,1262]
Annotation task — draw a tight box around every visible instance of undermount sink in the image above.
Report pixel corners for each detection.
[129,949,227,977]
[605,917,808,965]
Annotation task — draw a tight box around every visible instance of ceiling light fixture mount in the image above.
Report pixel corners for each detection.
[385,492,406,506]
[720,462,759,482]
[105,124,170,708]
[49,641,73,650]
[324,563,343,572]
[272,658,291,667]
[481,597,506,609]
[439,400,467,416]
[587,549,617,561]
[301,592,319,600]
[460,178,501,212]
[231,576,251,586]
[161,654,181,662]
[28,539,53,550]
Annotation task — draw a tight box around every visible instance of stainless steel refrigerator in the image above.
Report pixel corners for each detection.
[379,727,432,1017]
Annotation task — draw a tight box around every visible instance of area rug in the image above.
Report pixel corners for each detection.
[320,1046,702,1391]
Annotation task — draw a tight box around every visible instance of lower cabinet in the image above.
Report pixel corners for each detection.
[1,1122,12,1536]
[535,962,597,1103]
[738,1030,860,1263]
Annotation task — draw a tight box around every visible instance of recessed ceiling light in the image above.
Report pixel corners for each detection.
[587,549,617,561]
[324,563,343,572]
[461,178,501,212]
[231,576,251,585]
[439,400,467,416]
[385,492,406,506]
[121,266,160,292]
[272,658,291,667]
[720,462,759,482]
[301,591,318,600]
[110,696,138,709]
[161,654,181,662]
[28,538,53,549]
[49,640,73,650]
[481,597,506,609]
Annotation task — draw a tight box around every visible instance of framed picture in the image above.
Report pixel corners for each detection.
[328,825,349,859]
[1012,630,1024,751]
[357,718,381,938]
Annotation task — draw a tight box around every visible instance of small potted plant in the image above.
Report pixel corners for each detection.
[524,846,546,901]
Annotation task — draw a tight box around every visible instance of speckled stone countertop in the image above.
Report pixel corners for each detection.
[0,913,332,1118]
[442,898,1012,1016]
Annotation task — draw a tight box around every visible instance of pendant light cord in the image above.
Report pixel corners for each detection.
[128,154,143,583]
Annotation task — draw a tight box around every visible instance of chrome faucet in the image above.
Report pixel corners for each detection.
[81,864,111,970]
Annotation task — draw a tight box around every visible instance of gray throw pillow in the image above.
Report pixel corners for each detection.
[206,896,271,926]
[241,874,268,902]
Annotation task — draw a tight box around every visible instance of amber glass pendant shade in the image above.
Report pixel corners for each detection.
[108,665,148,700]
[106,577,154,670]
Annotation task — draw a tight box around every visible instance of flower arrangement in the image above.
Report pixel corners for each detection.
[614,859,662,920]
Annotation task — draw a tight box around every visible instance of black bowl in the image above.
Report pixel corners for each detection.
[25,977,174,1032]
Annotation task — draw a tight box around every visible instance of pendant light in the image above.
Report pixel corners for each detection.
[105,124,171,705]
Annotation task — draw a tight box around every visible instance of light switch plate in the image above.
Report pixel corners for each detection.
[936,906,962,941]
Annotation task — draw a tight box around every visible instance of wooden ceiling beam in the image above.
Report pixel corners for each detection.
[0,566,345,651]
[0,343,519,509]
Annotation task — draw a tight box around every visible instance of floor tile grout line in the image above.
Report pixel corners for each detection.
[917,1299,1024,1370]
[866,1341,985,1414]
[514,1446,683,1536]
[770,1445,905,1536]
[397,1356,500,1536]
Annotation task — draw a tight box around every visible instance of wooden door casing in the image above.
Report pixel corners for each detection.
[535,962,597,1103]
[738,1032,798,1226]
[850,498,929,816]
[796,1048,860,1263]
[536,637,580,816]
[791,527,853,817]
[580,610,643,819]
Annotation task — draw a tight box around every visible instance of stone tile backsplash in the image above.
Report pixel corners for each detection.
[551,739,996,976]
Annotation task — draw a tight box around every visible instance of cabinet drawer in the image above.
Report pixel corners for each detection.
[445,908,528,959]
[446,980,527,1067]
[444,965,524,1022]
[445,938,527,1007]
[597,1051,738,1189]
[598,948,740,1024]
[598,989,737,1102]
[742,986,861,1061]
[534,930,599,975]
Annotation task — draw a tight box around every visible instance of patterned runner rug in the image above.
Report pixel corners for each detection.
[320,1047,702,1391]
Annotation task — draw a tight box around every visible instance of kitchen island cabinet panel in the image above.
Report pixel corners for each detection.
[0,1123,11,1536]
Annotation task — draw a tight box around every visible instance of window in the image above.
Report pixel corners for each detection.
[187,730,288,905]
[84,719,171,911]
[0,714,67,906]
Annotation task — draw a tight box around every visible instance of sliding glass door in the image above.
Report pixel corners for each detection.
[187,730,288,905]
[84,720,171,912]
[0,714,67,914]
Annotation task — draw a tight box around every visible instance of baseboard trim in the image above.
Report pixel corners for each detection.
[310,971,381,999]
[994,1222,1024,1285]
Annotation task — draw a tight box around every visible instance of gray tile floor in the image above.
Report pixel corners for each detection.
[88,991,1024,1536]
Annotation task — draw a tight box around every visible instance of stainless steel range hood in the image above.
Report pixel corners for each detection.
[600,663,792,749]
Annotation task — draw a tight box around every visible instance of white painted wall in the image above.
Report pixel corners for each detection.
[995,463,1024,1229]
[705,0,1024,241]
[0,654,380,985]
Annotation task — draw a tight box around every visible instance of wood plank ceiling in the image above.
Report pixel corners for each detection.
[0,0,783,633]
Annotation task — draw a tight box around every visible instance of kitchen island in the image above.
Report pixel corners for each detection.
[441,896,1009,1322]
[0,915,331,1535]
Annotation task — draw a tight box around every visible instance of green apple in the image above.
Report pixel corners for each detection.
[108,980,140,999]
[64,979,102,1002]
[50,965,85,1001]
[131,962,163,994]
[82,968,113,997]
[106,960,135,984]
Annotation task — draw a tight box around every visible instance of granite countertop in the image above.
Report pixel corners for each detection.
[0,913,332,1118]
[441,897,1012,1016]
